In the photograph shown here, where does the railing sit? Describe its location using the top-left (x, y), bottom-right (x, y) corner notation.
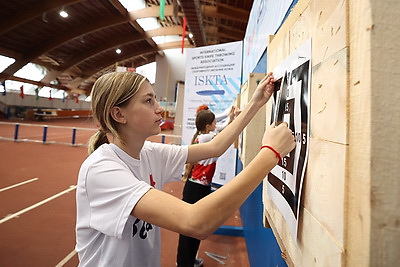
top-left (0, 121), bottom-right (181, 147)
top-left (0, 121), bottom-right (95, 147)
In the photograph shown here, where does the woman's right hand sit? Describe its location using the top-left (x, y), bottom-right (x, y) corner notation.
top-left (248, 72), bottom-right (275, 109)
top-left (261, 122), bottom-right (296, 157)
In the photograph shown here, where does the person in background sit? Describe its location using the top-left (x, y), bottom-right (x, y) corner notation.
top-left (177, 104), bottom-right (235, 267)
top-left (75, 71), bottom-right (295, 267)
top-left (181, 104), bottom-right (236, 183)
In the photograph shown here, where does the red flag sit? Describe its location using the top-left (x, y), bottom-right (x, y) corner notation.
top-left (181, 17), bottom-right (187, 54)
top-left (19, 85), bottom-right (24, 98)
top-left (75, 94), bottom-right (79, 103)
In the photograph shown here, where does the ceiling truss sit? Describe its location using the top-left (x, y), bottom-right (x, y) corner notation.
top-left (0, 0), bottom-right (253, 96)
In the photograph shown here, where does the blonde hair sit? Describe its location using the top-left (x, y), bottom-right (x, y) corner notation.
top-left (87, 71), bottom-right (148, 154)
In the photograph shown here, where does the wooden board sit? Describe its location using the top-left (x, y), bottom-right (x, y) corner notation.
top-left (263, 0), bottom-right (348, 265)
top-left (310, 48), bottom-right (347, 144)
top-left (239, 73), bottom-right (267, 167)
top-left (172, 82), bottom-right (185, 144)
top-left (262, 0), bottom-right (400, 265)
top-left (347, 0), bottom-right (400, 266)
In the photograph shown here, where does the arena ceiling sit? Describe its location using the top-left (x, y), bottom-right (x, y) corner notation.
top-left (0, 0), bottom-right (253, 97)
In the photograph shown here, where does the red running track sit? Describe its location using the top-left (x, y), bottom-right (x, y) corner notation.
top-left (0, 118), bottom-right (248, 267)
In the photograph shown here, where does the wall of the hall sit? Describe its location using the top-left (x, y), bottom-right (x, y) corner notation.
top-left (0, 92), bottom-right (90, 110)
top-left (154, 48), bottom-right (187, 103)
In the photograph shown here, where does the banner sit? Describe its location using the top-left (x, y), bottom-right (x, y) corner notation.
top-left (243, 0), bottom-right (294, 82)
top-left (182, 41), bottom-right (243, 185)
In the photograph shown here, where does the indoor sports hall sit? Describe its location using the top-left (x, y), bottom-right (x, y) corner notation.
top-left (1, 0), bottom-right (399, 266)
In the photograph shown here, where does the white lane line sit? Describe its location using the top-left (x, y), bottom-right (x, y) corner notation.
top-left (0, 178), bottom-right (39, 193)
top-left (0, 185), bottom-right (77, 224)
top-left (55, 249), bottom-right (77, 267)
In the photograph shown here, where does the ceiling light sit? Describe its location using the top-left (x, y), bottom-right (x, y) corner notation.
top-left (116, 49), bottom-right (122, 54)
top-left (59, 8), bottom-right (69, 18)
top-left (189, 33), bottom-right (193, 38)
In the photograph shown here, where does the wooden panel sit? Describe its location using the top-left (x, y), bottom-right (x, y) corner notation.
top-left (264, 191), bottom-right (343, 267)
top-left (263, 0), bottom-right (400, 265)
top-left (309, 0), bottom-right (347, 65)
top-left (233, 94), bottom-right (241, 149)
top-left (172, 82), bottom-right (185, 144)
top-left (263, 0), bottom-right (348, 266)
top-left (311, 48), bottom-right (348, 144)
top-left (238, 81), bottom-right (249, 163)
top-left (347, 0), bottom-right (400, 265)
top-left (268, 0), bottom-right (347, 68)
top-left (263, 138), bottom-right (346, 266)
top-left (267, 0), bottom-right (311, 70)
top-left (303, 138), bottom-right (346, 245)
top-left (239, 73), bottom-right (266, 167)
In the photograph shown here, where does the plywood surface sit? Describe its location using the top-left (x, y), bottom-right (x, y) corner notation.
top-left (263, 0), bottom-right (348, 266)
top-left (347, 0), bottom-right (400, 265)
top-left (240, 73), bottom-right (267, 167)
top-left (311, 48), bottom-right (348, 144)
top-left (263, 0), bottom-right (400, 265)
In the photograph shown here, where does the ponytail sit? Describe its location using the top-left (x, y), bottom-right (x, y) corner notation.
top-left (182, 130), bottom-right (200, 182)
top-left (87, 130), bottom-right (109, 154)
top-left (190, 130), bottom-right (199, 145)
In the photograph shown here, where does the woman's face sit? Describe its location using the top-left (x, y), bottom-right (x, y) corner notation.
top-left (119, 81), bottom-right (164, 138)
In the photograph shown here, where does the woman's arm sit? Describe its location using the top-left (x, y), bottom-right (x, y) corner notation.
top-left (186, 73), bottom-right (275, 163)
top-left (132, 122), bottom-right (295, 240)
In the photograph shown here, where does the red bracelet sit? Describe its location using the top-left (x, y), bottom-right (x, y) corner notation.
top-left (260, 145), bottom-right (282, 163)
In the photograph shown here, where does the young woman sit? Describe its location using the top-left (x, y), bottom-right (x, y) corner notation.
top-left (181, 104), bottom-right (235, 183)
top-left (75, 71), bottom-right (295, 266)
top-left (177, 105), bottom-right (231, 266)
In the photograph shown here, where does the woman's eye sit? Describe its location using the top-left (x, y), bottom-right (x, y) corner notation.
top-left (146, 98), bottom-right (152, 103)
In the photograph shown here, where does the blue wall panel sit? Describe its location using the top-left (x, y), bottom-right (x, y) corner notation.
top-left (240, 184), bottom-right (287, 267)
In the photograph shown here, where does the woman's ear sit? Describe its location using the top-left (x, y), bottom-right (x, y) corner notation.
top-left (110, 106), bottom-right (126, 124)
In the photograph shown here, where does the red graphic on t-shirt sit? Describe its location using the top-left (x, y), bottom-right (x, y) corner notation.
top-left (149, 174), bottom-right (156, 187)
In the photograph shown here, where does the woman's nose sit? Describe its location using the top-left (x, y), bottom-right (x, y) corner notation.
top-left (155, 101), bottom-right (164, 113)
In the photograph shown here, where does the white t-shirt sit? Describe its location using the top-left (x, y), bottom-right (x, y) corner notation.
top-left (76, 142), bottom-right (188, 267)
top-left (196, 132), bottom-right (218, 166)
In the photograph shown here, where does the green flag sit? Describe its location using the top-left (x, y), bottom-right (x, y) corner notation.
top-left (159, 0), bottom-right (166, 20)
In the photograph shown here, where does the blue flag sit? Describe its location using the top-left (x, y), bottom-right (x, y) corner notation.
top-left (1, 81), bottom-right (5, 96)
top-left (34, 87), bottom-right (40, 100)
